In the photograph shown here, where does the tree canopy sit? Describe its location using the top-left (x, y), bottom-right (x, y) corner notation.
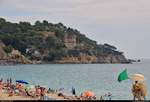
top-left (0, 17), bottom-right (123, 62)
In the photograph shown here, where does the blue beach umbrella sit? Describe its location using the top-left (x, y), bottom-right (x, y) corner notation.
top-left (16, 80), bottom-right (29, 84)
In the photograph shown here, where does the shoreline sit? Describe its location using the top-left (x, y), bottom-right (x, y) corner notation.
top-left (0, 79), bottom-right (101, 100)
top-left (0, 60), bottom-right (132, 66)
top-left (0, 63), bottom-right (132, 66)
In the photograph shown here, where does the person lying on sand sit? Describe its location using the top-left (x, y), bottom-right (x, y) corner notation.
top-left (8, 90), bottom-right (14, 97)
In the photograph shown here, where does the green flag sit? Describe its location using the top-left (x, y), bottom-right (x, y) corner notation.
top-left (118, 69), bottom-right (129, 82)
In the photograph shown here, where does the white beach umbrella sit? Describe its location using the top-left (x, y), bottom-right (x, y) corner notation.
top-left (25, 85), bottom-right (35, 90)
top-left (131, 73), bottom-right (145, 81)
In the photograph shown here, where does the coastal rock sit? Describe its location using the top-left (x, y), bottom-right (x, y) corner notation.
top-left (8, 49), bottom-right (32, 64)
top-left (0, 41), bottom-right (7, 59)
top-left (0, 42), bottom-right (32, 65)
top-left (97, 54), bottom-right (130, 64)
top-left (54, 54), bottom-right (130, 64)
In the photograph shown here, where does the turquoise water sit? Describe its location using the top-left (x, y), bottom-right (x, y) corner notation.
top-left (0, 60), bottom-right (150, 100)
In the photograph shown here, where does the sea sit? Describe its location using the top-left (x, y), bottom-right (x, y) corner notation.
top-left (0, 59), bottom-right (150, 100)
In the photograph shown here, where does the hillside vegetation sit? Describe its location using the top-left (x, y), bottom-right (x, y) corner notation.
top-left (0, 18), bottom-right (130, 64)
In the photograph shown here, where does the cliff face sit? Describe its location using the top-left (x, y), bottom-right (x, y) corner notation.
top-left (0, 42), bottom-right (130, 64)
top-left (55, 55), bottom-right (98, 64)
top-left (55, 54), bottom-right (129, 64)
top-left (8, 49), bottom-right (32, 64)
top-left (97, 54), bottom-right (129, 63)
top-left (0, 41), bottom-right (32, 65)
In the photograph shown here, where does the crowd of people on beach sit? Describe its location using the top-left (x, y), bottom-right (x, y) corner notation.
top-left (0, 78), bottom-right (53, 100)
top-left (0, 78), bottom-right (112, 100)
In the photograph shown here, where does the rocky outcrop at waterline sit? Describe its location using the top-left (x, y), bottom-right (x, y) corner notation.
top-left (0, 42), bottom-right (131, 65)
top-left (0, 39), bottom-right (131, 65)
top-left (97, 54), bottom-right (130, 64)
top-left (55, 54), bottom-right (130, 64)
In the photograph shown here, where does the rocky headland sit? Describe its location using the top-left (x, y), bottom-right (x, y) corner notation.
top-left (0, 18), bottom-right (131, 65)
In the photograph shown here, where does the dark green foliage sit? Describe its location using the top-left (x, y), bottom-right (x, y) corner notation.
top-left (43, 20), bottom-right (49, 26)
top-left (104, 43), bottom-right (117, 51)
top-left (0, 17), bottom-right (123, 61)
top-left (0, 22), bottom-right (19, 34)
top-left (0, 33), bottom-right (27, 54)
top-left (55, 29), bottom-right (65, 39)
top-left (3, 45), bottom-right (13, 54)
top-left (19, 22), bottom-right (32, 32)
top-left (34, 21), bottom-right (44, 31)
top-left (0, 18), bottom-right (6, 24)
top-left (43, 48), bottom-right (67, 61)
top-left (46, 36), bottom-right (58, 48)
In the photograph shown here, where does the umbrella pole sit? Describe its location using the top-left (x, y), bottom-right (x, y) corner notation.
top-left (128, 73), bottom-right (135, 84)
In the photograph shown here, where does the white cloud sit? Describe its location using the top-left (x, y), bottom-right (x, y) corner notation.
top-left (3, 0), bottom-right (150, 23)
top-left (0, 0), bottom-right (4, 6)
top-left (1, 0), bottom-right (150, 24)
top-left (2, 0), bottom-right (150, 28)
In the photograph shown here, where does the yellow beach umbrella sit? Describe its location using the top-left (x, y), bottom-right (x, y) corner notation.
top-left (131, 74), bottom-right (145, 81)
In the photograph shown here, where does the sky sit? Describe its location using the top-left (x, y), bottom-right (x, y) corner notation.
top-left (0, 0), bottom-right (150, 59)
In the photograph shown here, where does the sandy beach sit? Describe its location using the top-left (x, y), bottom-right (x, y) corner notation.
top-left (0, 90), bottom-right (66, 100)
top-left (0, 79), bottom-right (69, 101)
top-left (0, 80), bottom-right (95, 101)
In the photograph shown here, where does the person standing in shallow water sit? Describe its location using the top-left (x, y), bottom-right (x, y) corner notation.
top-left (0, 80), bottom-right (3, 97)
top-left (40, 87), bottom-right (46, 100)
top-left (10, 78), bottom-right (12, 84)
top-left (132, 80), bottom-right (147, 100)
top-left (107, 92), bottom-right (112, 100)
top-left (72, 87), bottom-right (76, 95)
top-left (132, 81), bottom-right (140, 100)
